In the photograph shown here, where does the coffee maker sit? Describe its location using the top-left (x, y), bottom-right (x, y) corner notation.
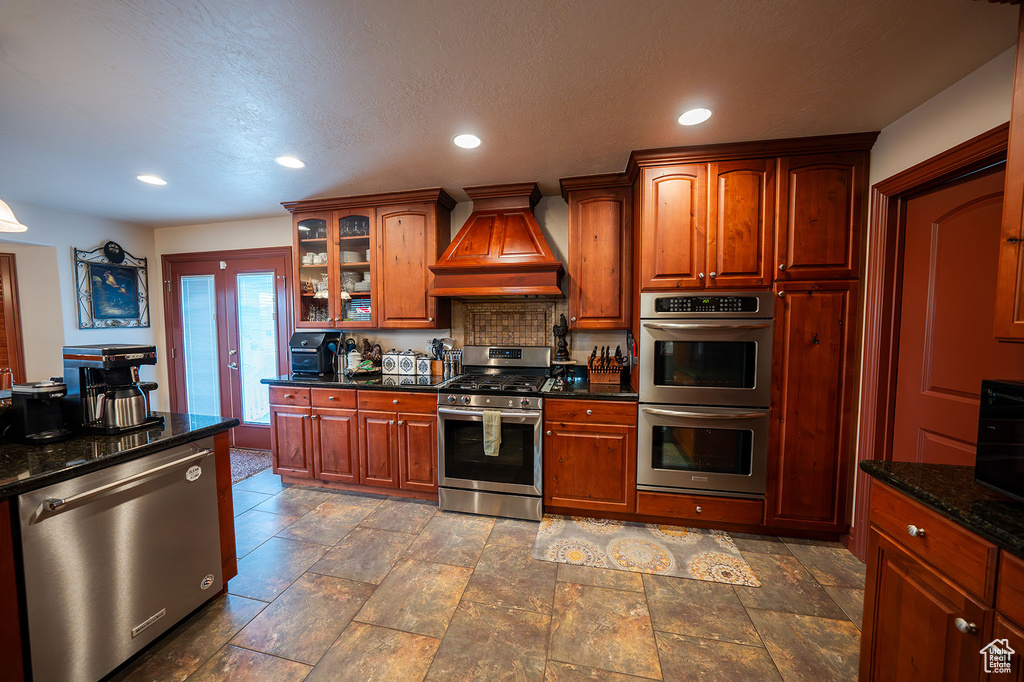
top-left (62, 344), bottom-right (163, 434)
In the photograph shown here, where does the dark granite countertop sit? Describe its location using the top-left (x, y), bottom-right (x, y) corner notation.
top-left (861, 460), bottom-right (1024, 559)
top-left (262, 374), bottom-right (449, 391)
top-left (543, 377), bottom-right (638, 401)
top-left (0, 412), bottom-right (239, 500)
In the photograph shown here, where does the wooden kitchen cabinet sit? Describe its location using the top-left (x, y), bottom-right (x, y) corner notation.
top-left (561, 178), bottom-right (633, 329)
top-left (270, 404), bottom-right (315, 479)
top-left (639, 164), bottom-right (708, 290)
top-left (376, 202), bottom-right (450, 329)
top-left (357, 391), bottom-right (438, 493)
top-left (992, 615), bottom-right (1024, 681)
top-left (995, 10), bottom-right (1024, 341)
top-left (707, 158), bottom-right (775, 288)
top-left (283, 189), bottom-right (455, 330)
top-left (861, 527), bottom-right (990, 682)
top-left (776, 151), bottom-right (868, 281)
top-left (767, 281), bottom-right (858, 532)
top-left (313, 407), bottom-right (359, 484)
top-left (543, 399), bottom-right (637, 514)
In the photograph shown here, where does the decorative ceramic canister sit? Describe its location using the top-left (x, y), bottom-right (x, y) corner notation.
top-left (415, 356), bottom-right (432, 376)
top-left (382, 375), bottom-right (399, 386)
top-left (381, 349), bottom-right (401, 374)
top-left (398, 350), bottom-right (419, 375)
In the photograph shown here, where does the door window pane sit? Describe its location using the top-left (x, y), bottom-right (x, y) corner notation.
top-left (236, 272), bottom-right (277, 425)
top-left (653, 340), bottom-right (757, 389)
top-left (651, 425), bottom-right (753, 475)
top-left (181, 276), bottom-right (220, 417)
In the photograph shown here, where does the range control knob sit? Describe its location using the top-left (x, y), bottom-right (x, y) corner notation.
top-left (520, 398), bottom-right (530, 407)
top-left (461, 396), bottom-right (471, 405)
top-left (447, 395), bottom-right (456, 404)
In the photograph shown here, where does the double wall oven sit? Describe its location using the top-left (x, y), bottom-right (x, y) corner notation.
top-left (638, 292), bottom-right (774, 498)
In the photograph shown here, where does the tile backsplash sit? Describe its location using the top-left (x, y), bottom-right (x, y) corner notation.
top-left (453, 300), bottom-right (557, 346)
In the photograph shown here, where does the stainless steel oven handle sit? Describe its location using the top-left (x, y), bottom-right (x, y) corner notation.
top-left (437, 407), bottom-right (534, 422)
top-left (43, 449), bottom-right (213, 514)
top-left (642, 322), bottom-right (772, 331)
top-left (641, 407), bottom-right (768, 420)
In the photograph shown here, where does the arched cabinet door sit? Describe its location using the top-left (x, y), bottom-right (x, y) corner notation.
top-left (776, 152), bottom-right (868, 281)
top-left (640, 164), bottom-right (708, 290)
top-left (707, 159), bottom-right (775, 289)
top-left (567, 186), bottom-right (632, 329)
top-left (376, 203), bottom-right (446, 328)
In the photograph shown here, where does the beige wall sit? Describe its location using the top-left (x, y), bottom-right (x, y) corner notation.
top-left (0, 200), bottom-right (159, 395)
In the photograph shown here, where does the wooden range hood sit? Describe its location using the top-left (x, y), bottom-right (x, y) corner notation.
top-left (429, 182), bottom-right (564, 298)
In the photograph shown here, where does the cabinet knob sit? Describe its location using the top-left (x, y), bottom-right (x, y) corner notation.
top-left (709, 272), bottom-right (717, 279)
top-left (335, 316), bottom-right (340, 322)
top-left (906, 524), bottom-right (925, 538)
top-left (698, 272), bottom-right (705, 279)
top-left (695, 506), bottom-right (702, 513)
top-left (398, 420), bottom-right (404, 426)
top-left (778, 291), bottom-right (785, 298)
top-left (546, 430), bottom-right (552, 436)
top-left (954, 617), bottom-right (977, 635)
top-left (571, 316), bottom-right (577, 322)
top-left (586, 409), bottom-right (593, 416)
top-left (389, 420), bottom-right (395, 425)
top-left (328, 395), bottom-right (336, 401)
top-left (428, 317), bottom-right (434, 322)
top-left (393, 399), bottom-right (399, 405)
top-left (778, 262), bottom-right (786, 271)
top-left (283, 393), bottom-right (293, 399)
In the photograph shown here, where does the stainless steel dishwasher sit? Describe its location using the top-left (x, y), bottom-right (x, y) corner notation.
top-left (17, 437), bottom-right (223, 682)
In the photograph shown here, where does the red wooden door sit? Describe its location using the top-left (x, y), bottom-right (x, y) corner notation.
top-left (892, 168), bottom-right (1024, 464)
top-left (0, 254), bottom-right (25, 383)
top-left (397, 413), bottom-right (437, 493)
top-left (358, 410), bottom-right (398, 487)
top-left (313, 408), bottom-right (359, 484)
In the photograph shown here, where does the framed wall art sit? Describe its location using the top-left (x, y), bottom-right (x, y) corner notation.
top-left (73, 241), bottom-right (151, 329)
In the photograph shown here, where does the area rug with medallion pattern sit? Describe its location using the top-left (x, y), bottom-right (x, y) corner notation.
top-left (533, 514), bottom-right (760, 587)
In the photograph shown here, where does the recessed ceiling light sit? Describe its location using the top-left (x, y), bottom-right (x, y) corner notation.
top-left (275, 155), bottom-right (306, 169)
top-left (453, 134), bottom-right (481, 149)
top-left (135, 174), bottom-right (167, 186)
top-left (677, 108), bottom-right (713, 126)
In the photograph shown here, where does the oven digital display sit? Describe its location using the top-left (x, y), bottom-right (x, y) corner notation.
top-left (654, 296), bottom-right (758, 313)
top-left (488, 348), bottom-right (522, 359)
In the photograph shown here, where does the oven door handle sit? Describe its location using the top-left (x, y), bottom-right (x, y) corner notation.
top-left (642, 322), bottom-right (772, 331)
top-left (641, 407), bottom-right (769, 420)
top-left (437, 407), bottom-right (538, 422)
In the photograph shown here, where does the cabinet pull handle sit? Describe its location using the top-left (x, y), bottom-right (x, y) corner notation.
top-left (954, 618), bottom-right (977, 635)
top-left (586, 409), bottom-right (593, 416)
top-left (546, 430), bottom-right (552, 436)
top-left (393, 399), bottom-right (399, 405)
top-left (695, 506), bottom-right (702, 513)
top-left (1008, 237), bottom-right (1021, 244)
top-left (906, 524), bottom-right (925, 538)
top-left (779, 263), bottom-right (786, 271)
top-left (698, 272), bottom-right (705, 280)
top-left (709, 272), bottom-right (717, 279)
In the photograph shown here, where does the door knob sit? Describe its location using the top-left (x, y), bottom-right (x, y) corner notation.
top-left (228, 362), bottom-right (238, 370)
top-left (228, 349), bottom-right (237, 355)
top-left (954, 618), bottom-right (977, 635)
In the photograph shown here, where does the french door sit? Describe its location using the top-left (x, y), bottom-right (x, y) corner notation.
top-left (162, 249), bottom-right (292, 448)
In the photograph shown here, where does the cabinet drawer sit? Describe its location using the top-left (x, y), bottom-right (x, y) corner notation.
top-left (870, 482), bottom-right (998, 602)
top-left (545, 399), bottom-right (637, 425)
top-left (269, 386), bottom-right (311, 406)
top-left (636, 491), bottom-right (764, 525)
top-left (998, 551), bottom-right (1024, 627)
top-left (357, 390), bottom-right (436, 414)
top-left (311, 388), bottom-right (357, 409)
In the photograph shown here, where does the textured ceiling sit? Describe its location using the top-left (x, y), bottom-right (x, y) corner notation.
top-left (0, 0), bottom-right (1018, 227)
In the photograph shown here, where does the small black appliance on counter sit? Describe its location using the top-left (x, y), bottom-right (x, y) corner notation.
top-left (9, 380), bottom-right (73, 443)
top-left (290, 332), bottom-right (340, 375)
top-left (975, 379), bottom-right (1024, 503)
top-left (62, 343), bottom-right (163, 434)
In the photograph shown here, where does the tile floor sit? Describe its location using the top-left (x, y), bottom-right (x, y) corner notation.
top-left (114, 469), bottom-right (866, 681)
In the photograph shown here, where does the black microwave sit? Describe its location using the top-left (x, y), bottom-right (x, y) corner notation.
top-left (975, 379), bottom-right (1024, 503)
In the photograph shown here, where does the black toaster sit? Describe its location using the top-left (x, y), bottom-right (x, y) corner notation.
top-left (289, 332), bottom-right (341, 375)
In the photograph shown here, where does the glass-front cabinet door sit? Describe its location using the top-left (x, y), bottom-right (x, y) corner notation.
top-left (335, 208), bottom-right (375, 328)
top-left (294, 211), bottom-right (336, 327)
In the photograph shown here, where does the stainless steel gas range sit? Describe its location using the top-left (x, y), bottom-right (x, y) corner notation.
top-left (437, 346), bottom-right (552, 521)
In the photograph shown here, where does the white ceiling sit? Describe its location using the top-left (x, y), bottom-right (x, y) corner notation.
top-left (0, 0), bottom-right (1017, 227)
